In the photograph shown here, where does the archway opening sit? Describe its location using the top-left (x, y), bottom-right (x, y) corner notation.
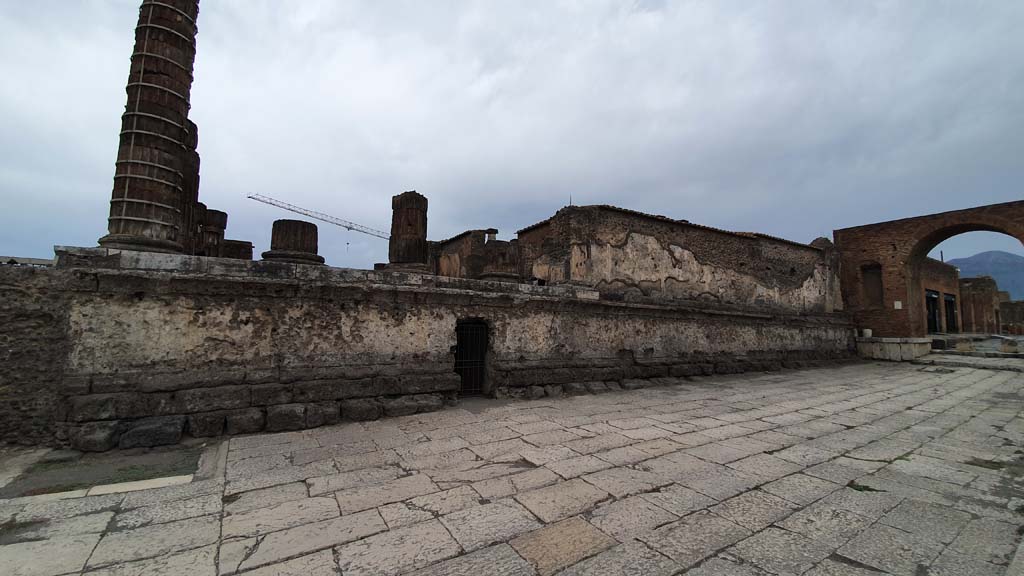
top-left (910, 230), bottom-right (1024, 337)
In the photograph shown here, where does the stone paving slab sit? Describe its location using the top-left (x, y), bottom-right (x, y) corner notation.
top-left (3, 363), bottom-right (1024, 575)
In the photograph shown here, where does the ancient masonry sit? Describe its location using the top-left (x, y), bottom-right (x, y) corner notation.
top-left (0, 0), bottom-right (1022, 451)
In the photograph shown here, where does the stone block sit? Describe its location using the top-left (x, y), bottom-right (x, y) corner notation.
top-left (669, 364), bottom-right (702, 377)
top-left (174, 385), bottom-right (251, 413)
top-left (620, 379), bottom-right (648, 390)
top-left (563, 382), bottom-right (588, 396)
top-left (187, 412), bottom-right (225, 437)
top-left (119, 416), bottom-right (186, 449)
top-left (305, 402), bottom-right (340, 428)
top-left (69, 393), bottom-right (163, 422)
top-left (341, 398), bottom-right (383, 421)
top-left (585, 381), bottom-right (609, 394)
top-left (292, 380), bottom-right (340, 402)
top-left (226, 408), bottom-right (265, 435)
top-left (527, 386), bottom-right (546, 399)
top-left (251, 383), bottom-right (292, 406)
top-left (382, 394), bottom-right (443, 417)
top-left (544, 384), bottom-right (563, 398)
top-left (266, 404), bottom-right (306, 432)
top-left (71, 421), bottom-right (122, 452)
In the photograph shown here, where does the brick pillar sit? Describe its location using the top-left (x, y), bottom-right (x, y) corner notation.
top-left (99, 0), bottom-right (201, 253)
top-left (388, 191), bottom-right (428, 266)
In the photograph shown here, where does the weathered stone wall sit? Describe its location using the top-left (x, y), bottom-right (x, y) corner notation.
top-left (920, 257), bottom-right (961, 333)
top-left (433, 230), bottom-right (519, 281)
top-left (961, 276), bottom-right (1002, 334)
top-left (1002, 300), bottom-right (1024, 335)
top-left (520, 206), bottom-right (841, 313)
top-left (0, 248), bottom-right (853, 449)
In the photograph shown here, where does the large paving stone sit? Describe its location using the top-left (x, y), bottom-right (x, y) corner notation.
top-left (0, 534), bottom-right (100, 576)
top-left (639, 511), bottom-right (750, 568)
top-left (948, 517), bottom-right (1019, 565)
top-left (878, 498), bottom-right (972, 545)
top-left (237, 550), bottom-right (337, 576)
top-left (219, 509), bottom-right (386, 574)
top-left (334, 472), bottom-right (438, 513)
top-left (406, 544), bottom-right (535, 576)
top-left (0, 511), bottom-right (112, 543)
top-left (306, 465), bottom-right (403, 496)
top-left (587, 495), bottom-right (678, 541)
top-left (837, 524), bottom-right (944, 576)
top-left (710, 489), bottom-right (799, 532)
top-left (85, 544), bottom-right (217, 576)
top-left (441, 499), bottom-right (542, 552)
top-left (222, 496), bottom-right (339, 539)
top-left (640, 483), bottom-right (717, 516)
top-left (515, 479), bottom-right (610, 523)
top-left (581, 466), bottom-right (670, 497)
top-left (761, 473), bottom-right (841, 505)
top-left (729, 526), bottom-right (834, 575)
top-left (510, 517), bottom-right (615, 575)
top-left (334, 519), bottom-right (461, 576)
top-left (88, 514), bottom-right (220, 568)
top-left (222, 482), bottom-right (308, 515)
top-left (114, 493), bottom-right (221, 530)
top-left (556, 540), bottom-right (682, 576)
top-left (775, 501), bottom-right (874, 547)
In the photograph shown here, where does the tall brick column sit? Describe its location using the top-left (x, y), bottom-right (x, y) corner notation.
top-left (99, 0), bottom-right (201, 253)
top-left (388, 191), bottom-right (429, 267)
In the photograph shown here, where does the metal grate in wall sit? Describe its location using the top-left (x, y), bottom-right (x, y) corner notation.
top-left (455, 320), bottom-right (489, 396)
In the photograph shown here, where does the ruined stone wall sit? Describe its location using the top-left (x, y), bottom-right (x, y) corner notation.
top-left (1002, 301), bottom-right (1024, 336)
top-left (920, 257), bottom-right (961, 332)
top-left (961, 276), bottom-right (1002, 334)
top-left (433, 231), bottom-right (520, 281)
top-left (0, 248), bottom-right (853, 449)
top-left (521, 206), bottom-right (841, 312)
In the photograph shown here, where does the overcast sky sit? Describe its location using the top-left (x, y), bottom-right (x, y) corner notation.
top-left (2, 1), bottom-right (1022, 268)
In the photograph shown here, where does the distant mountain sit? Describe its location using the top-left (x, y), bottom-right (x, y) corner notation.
top-left (947, 251), bottom-right (1024, 300)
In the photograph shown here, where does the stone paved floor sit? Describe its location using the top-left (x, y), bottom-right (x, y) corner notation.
top-left (3, 362), bottom-right (1024, 575)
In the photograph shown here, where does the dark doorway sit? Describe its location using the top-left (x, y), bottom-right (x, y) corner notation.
top-left (944, 294), bottom-right (958, 333)
top-left (454, 319), bottom-right (488, 396)
top-left (926, 290), bottom-right (941, 333)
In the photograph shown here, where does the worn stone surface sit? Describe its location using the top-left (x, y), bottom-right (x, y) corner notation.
top-left (515, 479), bottom-right (609, 523)
top-left (85, 545), bottom-right (217, 576)
top-left (5, 363), bottom-right (1024, 576)
top-left (88, 514), bottom-right (220, 568)
top-left (510, 517), bottom-right (615, 575)
top-left (587, 496), bottom-right (677, 542)
top-left (639, 511), bottom-right (751, 567)
top-left (334, 519), bottom-right (461, 576)
top-left (406, 544), bottom-right (535, 576)
top-left (219, 510), bottom-right (387, 574)
top-left (441, 500), bottom-right (542, 552)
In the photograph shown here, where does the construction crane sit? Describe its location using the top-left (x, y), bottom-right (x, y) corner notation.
top-left (247, 194), bottom-right (390, 240)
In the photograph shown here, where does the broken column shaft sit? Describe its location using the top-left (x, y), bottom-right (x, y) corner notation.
top-left (388, 191), bottom-right (429, 268)
top-left (99, 0), bottom-right (201, 253)
top-left (262, 220), bottom-right (325, 265)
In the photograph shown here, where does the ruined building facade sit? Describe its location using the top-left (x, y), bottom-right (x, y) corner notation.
top-left (2, 0), bottom-right (1023, 451)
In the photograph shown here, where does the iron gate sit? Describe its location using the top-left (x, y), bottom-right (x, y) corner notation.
top-left (455, 319), bottom-right (488, 396)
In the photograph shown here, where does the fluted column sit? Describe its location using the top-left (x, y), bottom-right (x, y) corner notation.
top-left (99, 0), bottom-right (201, 253)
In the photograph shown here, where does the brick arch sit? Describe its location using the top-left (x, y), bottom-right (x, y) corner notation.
top-left (834, 201), bottom-right (1024, 338)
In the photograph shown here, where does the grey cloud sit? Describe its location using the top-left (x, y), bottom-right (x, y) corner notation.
top-left (1, 1), bottom-right (1022, 267)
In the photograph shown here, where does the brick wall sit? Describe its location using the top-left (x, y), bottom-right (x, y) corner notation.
top-left (833, 201), bottom-right (1024, 337)
top-left (960, 276), bottom-right (1002, 334)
